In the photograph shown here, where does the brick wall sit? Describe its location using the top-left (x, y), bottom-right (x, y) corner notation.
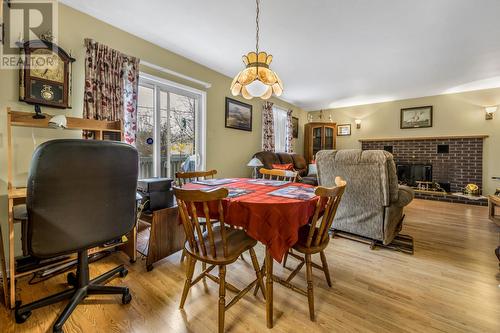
top-left (361, 137), bottom-right (484, 193)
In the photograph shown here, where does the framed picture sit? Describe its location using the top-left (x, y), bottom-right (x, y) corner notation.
top-left (400, 106), bottom-right (433, 129)
top-left (225, 97), bottom-right (252, 131)
top-left (337, 124), bottom-right (351, 136)
top-left (292, 117), bottom-right (299, 138)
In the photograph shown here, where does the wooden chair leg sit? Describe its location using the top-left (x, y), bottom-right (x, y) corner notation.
top-left (180, 248), bottom-right (186, 262)
top-left (249, 247), bottom-right (266, 298)
top-left (282, 250), bottom-right (289, 268)
top-left (180, 255), bottom-right (196, 309)
top-left (305, 254), bottom-right (315, 321)
top-left (319, 250), bottom-right (332, 287)
top-left (218, 265), bottom-right (226, 333)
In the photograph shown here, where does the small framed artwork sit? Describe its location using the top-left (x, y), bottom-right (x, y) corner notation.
top-left (400, 106), bottom-right (433, 129)
top-left (225, 97), bottom-right (252, 131)
top-left (337, 124), bottom-right (351, 136)
top-left (292, 117), bottom-right (299, 138)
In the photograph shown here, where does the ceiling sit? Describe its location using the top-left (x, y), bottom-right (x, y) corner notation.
top-left (61, 0), bottom-right (500, 110)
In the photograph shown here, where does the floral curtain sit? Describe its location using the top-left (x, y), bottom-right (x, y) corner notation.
top-left (285, 109), bottom-right (294, 153)
top-left (83, 38), bottom-right (140, 145)
top-left (122, 59), bottom-right (140, 145)
top-left (262, 101), bottom-right (275, 151)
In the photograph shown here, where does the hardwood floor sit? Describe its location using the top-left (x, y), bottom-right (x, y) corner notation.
top-left (1, 199), bottom-right (499, 332)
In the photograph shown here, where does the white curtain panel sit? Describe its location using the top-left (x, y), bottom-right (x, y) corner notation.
top-left (273, 106), bottom-right (288, 153)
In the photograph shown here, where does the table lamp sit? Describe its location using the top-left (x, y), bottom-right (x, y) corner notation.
top-left (247, 157), bottom-right (263, 179)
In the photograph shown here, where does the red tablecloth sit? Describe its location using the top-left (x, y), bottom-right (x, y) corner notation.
top-left (183, 178), bottom-right (319, 262)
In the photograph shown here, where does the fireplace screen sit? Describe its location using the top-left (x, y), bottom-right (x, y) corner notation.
top-left (397, 164), bottom-right (432, 187)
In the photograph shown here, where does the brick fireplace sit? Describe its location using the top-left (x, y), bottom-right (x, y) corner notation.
top-left (360, 135), bottom-right (488, 205)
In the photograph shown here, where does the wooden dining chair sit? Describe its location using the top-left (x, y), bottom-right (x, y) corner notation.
top-left (174, 187), bottom-right (266, 333)
top-left (259, 168), bottom-right (298, 182)
top-left (175, 169), bottom-right (217, 187)
top-left (176, 169), bottom-right (218, 263)
top-left (276, 177), bottom-right (346, 321)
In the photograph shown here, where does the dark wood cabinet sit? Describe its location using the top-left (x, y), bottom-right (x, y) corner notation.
top-left (304, 122), bottom-right (336, 163)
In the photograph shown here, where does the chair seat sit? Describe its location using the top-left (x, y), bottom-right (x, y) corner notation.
top-left (293, 225), bottom-right (329, 254)
top-left (13, 204), bottom-right (28, 221)
top-left (185, 225), bottom-right (257, 264)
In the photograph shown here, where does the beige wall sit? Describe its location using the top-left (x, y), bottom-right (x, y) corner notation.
top-left (309, 88), bottom-right (500, 195)
top-left (0, 4), bottom-right (306, 256)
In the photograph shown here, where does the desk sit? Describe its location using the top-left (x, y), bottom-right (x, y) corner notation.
top-left (137, 206), bottom-right (184, 271)
top-left (184, 178), bottom-right (319, 328)
top-left (1, 187), bottom-right (136, 309)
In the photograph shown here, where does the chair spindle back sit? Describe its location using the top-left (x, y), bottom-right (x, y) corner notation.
top-left (305, 177), bottom-right (346, 248)
top-left (174, 187), bottom-right (228, 259)
top-left (259, 168), bottom-right (298, 182)
top-left (176, 170), bottom-right (217, 187)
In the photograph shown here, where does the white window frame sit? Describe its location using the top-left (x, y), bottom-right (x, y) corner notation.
top-left (272, 104), bottom-right (289, 153)
top-left (138, 72), bottom-right (207, 175)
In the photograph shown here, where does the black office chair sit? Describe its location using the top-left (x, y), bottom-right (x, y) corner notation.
top-left (15, 139), bottom-right (138, 333)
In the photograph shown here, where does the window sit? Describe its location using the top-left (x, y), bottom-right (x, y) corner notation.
top-left (136, 73), bottom-right (206, 179)
top-left (273, 105), bottom-right (288, 152)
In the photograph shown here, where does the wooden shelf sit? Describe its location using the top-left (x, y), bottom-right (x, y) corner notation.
top-left (359, 135), bottom-right (489, 142)
top-left (14, 239), bottom-right (130, 278)
top-left (8, 110), bottom-right (122, 132)
top-left (8, 187), bottom-right (27, 199)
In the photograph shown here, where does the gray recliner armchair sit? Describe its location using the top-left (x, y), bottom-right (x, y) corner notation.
top-left (316, 149), bottom-right (414, 246)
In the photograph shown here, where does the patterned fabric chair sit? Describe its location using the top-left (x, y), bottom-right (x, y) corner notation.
top-left (316, 149), bottom-right (414, 245)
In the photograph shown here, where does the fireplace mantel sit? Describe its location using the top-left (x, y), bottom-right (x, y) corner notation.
top-left (359, 134), bottom-right (488, 142)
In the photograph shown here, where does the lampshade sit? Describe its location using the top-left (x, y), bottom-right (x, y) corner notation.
top-left (48, 115), bottom-right (67, 128)
top-left (354, 119), bottom-right (362, 125)
top-left (485, 106), bottom-right (498, 114)
top-left (247, 157), bottom-right (264, 167)
top-left (231, 52), bottom-right (283, 100)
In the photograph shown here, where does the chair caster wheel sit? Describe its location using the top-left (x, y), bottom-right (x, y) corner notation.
top-left (122, 291), bottom-right (132, 304)
top-left (119, 268), bottom-right (128, 278)
top-left (15, 310), bottom-right (31, 324)
top-left (67, 272), bottom-right (77, 286)
top-left (53, 327), bottom-right (63, 333)
top-left (146, 265), bottom-right (153, 272)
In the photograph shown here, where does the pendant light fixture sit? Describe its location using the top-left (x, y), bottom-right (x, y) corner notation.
top-left (230, 0), bottom-right (283, 100)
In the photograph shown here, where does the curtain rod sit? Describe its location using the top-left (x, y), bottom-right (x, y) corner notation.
top-left (140, 60), bottom-right (212, 89)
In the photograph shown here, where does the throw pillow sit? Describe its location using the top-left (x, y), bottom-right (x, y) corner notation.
top-left (272, 163), bottom-right (294, 171)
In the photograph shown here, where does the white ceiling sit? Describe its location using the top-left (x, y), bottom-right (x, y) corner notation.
top-left (61, 0), bottom-right (500, 110)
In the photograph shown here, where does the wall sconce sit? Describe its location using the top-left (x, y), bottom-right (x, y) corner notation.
top-left (485, 106), bottom-right (497, 120)
top-left (355, 119), bottom-right (362, 129)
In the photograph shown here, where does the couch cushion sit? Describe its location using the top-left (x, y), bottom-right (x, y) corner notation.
top-left (254, 151), bottom-right (280, 170)
top-left (277, 152), bottom-right (294, 165)
top-left (291, 154), bottom-right (307, 170)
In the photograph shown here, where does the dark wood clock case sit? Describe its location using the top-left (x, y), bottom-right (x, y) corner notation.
top-left (18, 40), bottom-right (75, 109)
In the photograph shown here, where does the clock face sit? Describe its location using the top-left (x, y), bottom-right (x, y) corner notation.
top-left (30, 48), bottom-right (65, 83)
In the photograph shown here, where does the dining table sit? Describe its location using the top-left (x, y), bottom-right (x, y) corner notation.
top-left (183, 177), bottom-right (321, 328)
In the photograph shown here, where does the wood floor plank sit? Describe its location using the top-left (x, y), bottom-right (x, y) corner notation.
top-left (0, 199), bottom-right (499, 332)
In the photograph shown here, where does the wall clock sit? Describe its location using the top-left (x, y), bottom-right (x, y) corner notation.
top-left (19, 40), bottom-right (75, 108)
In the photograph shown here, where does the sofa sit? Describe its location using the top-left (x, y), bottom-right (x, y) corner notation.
top-left (253, 151), bottom-right (318, 185)
top-left (316, 149), bottom-right (414, 245)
